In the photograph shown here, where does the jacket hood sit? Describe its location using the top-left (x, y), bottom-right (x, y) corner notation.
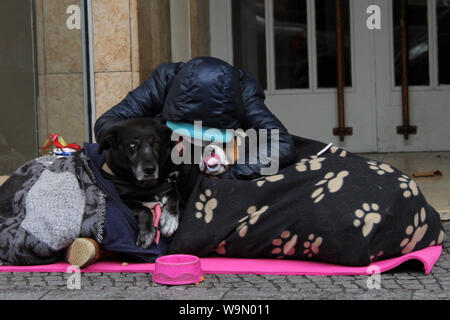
top-left (162, 57), bottom-right (244, 129)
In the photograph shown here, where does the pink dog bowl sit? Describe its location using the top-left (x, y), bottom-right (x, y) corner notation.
top-left (152, 254), bottom-right (203, 285)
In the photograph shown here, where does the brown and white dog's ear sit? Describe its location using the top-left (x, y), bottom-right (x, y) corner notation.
top-left (98, 125), bottom-right (120, 154)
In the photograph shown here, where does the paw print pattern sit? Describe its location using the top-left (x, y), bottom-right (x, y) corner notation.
top-left (311, 171), bottom-right (349, 203)
top-left (353, 203), bottom-right (382, 237)
top-left (237, 205), bottom-right (269, 237)
top-left (367, 160), bottom-right (394, 175)
top-left (330, 146), bottom-right (347, 158)
top-left (271, 231), bottom-right (298, 259)
top-left (370, 251), bottom-right (384, 262)
top-left (429, 230), bottom-right (446, 247)
top-left (398, 174), bottom-right (419, 198)
top-left (215, 240), bottom-right (226, 255)
top-left (195, 189), bottom-right (218, 223)
top-left (296, 156), bottom-right (326, 173)
top-left (256, 174), bottom-right (284, 187)
top-left (303, 234), bottom-right (323, 258)
top-left (400, 208), bottom-right (428, 254)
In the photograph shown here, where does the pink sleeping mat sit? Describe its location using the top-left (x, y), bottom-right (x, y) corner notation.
top-left (0, 246), bottom-right (442, 276)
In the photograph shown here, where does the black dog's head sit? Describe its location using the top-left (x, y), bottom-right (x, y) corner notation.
top-left (98, 118), bottom-right (174, 187)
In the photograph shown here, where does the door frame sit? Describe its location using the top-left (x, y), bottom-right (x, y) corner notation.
top-left (81, 0), bottom-right (96, 143)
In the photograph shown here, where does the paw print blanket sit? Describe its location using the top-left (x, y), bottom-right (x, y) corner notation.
top-left (168, 136), bottom-right (445, 266)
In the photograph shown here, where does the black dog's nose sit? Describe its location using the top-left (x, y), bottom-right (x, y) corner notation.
top-left (143, 166), bottom-right (156, 175)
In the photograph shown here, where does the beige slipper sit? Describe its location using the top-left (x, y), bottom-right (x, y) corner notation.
top-left (65, 238), bottom-right (100, 268)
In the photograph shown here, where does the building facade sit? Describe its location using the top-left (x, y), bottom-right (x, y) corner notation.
top-left (0, 0), bottom-right (449, 176)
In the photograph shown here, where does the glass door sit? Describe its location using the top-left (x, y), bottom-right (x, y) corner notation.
top-left (211, 0), bottom-right (450, 152)
top-left (0, 0), bottom-right (91, 176)
top-left (210, 0), bottom-right (378, 152)
top-left (0, 0), bottom-right (38, 174)
top-left (374, 0), bottom-right (450, 151)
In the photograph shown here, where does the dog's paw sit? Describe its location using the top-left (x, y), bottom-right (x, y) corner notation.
top-left (160, 213), bottom-right (179, 238)
top-left (136, 228), bottom-right (156, 249)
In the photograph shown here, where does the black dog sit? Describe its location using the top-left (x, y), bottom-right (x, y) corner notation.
top-left (98, 118), bottom-right (181, 249)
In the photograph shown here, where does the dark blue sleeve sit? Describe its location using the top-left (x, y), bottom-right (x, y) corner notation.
top-left (94, 62), bottom-right (184, 142)
top-left (219, 70), bottom-right (296, 180)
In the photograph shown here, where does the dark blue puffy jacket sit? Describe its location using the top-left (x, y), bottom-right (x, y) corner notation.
top-left (94, 57), bottom-right (296, 179)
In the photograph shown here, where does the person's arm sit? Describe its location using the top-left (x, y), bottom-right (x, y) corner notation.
top-left (219, 70), bottom-right (296, 180)
top-left (94, 62), bottom-right (184, 142)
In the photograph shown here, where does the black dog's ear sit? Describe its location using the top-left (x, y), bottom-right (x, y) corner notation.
top-left (98, 125), bottom-right (119, 154)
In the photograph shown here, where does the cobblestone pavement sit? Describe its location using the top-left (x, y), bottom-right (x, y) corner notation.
top-left (0, 223), bottom-right (449, 300)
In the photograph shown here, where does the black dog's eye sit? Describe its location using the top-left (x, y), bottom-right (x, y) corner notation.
top-left (152, 141), bottom-right (160, 148)
top-left (128, 142), bottom-right (138, 150)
